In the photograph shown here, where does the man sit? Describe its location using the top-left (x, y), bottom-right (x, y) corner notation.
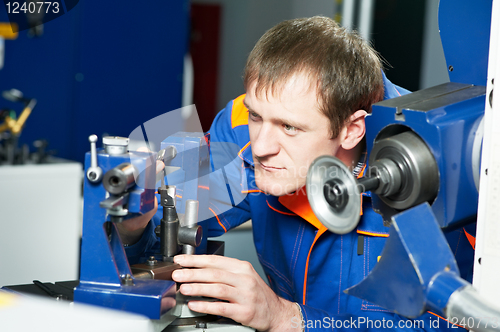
top-left (119, 16), bottom-right (474, 331)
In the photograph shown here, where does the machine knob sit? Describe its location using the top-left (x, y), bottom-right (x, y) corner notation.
top-left (103, 136), bottom-right (129, 155)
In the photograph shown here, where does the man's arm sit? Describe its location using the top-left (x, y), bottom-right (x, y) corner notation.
top-left (115, 197), bottom-right (158, 246)
top-left (171, 254), bottom-right (455, 332)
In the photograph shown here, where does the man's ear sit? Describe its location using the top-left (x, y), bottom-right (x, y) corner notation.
top-left (340, 110), bottom-right (368, 150)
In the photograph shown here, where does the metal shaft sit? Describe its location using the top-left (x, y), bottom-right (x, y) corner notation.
top-left (357, 176), bottom-right (380, 193)
top-left (103, 163), bottom-right (137, 195)
top-left (159, 186), bottom-right (179, 258)
top-left (161, 212), bottom-right (179, 257)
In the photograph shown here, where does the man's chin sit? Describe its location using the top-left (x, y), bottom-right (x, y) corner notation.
top-left (255, 179), bottom-right (302, 196)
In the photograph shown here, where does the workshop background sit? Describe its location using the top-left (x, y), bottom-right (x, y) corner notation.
top-left (0, 0), bottom-right (449, 287)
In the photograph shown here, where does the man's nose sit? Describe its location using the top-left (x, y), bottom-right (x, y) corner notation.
top-left (252, 124), bottom-right (280, 158)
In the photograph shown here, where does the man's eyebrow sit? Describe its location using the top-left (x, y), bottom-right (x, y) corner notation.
top-left (243, 100), bottom-right (263, 117)
top-left (243, 98), bottom-right (251, 110)
top-left (243, 97), bottom-right (310, 130)
top-left (276, 116), bottom-right (307, 130)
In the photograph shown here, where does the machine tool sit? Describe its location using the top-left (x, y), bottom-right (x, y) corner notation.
top-left (74, 132), bottom-right (253, 331)
top-left (306, 0), bottom-right (500, 330)
top-left (0, 88), bottom-right (49, 164)
top-left (74, 135), bottom-right (175, 322)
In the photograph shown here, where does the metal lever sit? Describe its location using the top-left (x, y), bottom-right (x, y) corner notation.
top-left (87, 135), bottom-right (103, 183)
top-left (157, 146), bottom-right (177, 164)
top-left (100, 193), bottom-right (130, 223)
top-left (157, 145), bottom-right (177, 188)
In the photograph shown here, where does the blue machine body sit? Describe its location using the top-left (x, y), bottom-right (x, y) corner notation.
top-left (74, 149), bottom-right (176, 319)
top-left (439, 0), bottom-right (492, 87)
top-left (345, 203), bottom-right (468, 318)
top-left (366, 83), bottom-right (485, 228)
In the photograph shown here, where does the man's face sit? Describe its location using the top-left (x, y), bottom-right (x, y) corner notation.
top-left (245, 75), bottom-right (343, 196)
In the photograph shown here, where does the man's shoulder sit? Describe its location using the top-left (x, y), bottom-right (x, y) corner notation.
top-left (214, 94), bottom-right (249, 131)
top-left (229, 94), bottom-right (249, 129)
top-left (209, 95), bottom-right (254, 166)
top-left (382, 71), bottom-right (411, 100)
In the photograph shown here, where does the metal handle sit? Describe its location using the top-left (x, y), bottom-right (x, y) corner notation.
top-left (86, 135), bottom-right (103, 183)
top-left (446, 285), bottom-right (500, 332)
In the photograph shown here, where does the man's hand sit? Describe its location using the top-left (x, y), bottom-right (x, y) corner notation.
top-left (115, 157), bottom-right (165, 245)
top-left (115, 197), bottom-right (158, 245)
top-left (171, 255), bottom-right (302, 331)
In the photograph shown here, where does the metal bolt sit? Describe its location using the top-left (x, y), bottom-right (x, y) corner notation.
top-left (147, 256), bottom-right (157, 266)
top-left (121, 274), bottom-right (134, 286)
top-left (195, 321), bottom-right (207, 329)
top-left (448, 65), bottom-right (454, 72)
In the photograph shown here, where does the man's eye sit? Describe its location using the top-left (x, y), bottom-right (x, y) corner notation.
top-left (248, 111), bottom-right (261, 121)
top-left (284, 124), bottom-right (298, 134)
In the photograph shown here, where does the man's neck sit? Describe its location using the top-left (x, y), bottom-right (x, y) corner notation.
top-left (335, 139), bottom-right (366, 172)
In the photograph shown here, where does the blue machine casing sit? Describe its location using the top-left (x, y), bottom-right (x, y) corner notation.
top-left (345, 203), bottom-right (468, 318)
top-left (439, 0), bottom-right (492, 87)
top-left (366, 83), bottom-right (485, 228)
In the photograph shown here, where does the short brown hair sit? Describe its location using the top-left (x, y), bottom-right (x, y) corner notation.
top-left (244, 16), bottom-right (384, 138)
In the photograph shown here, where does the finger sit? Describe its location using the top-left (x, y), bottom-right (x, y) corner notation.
top-left (136, 147), bottom-right (151, 153)
top-left (172, 268), bottom-right (242, 286)
top-left (133, 147), bottom-right (164, 175)
top-left (173, 255), bottom-right (254, 275)
top-left (161, 296), bottom-right (176, 312)
top-left (187, 300), bottom-right (241, 320)
top-left (188, 300), bottom-right (259, 328)
top-left (156, 160), bottom-right (165, 174)
top-left (179, 283), bottom-right (237, 302)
